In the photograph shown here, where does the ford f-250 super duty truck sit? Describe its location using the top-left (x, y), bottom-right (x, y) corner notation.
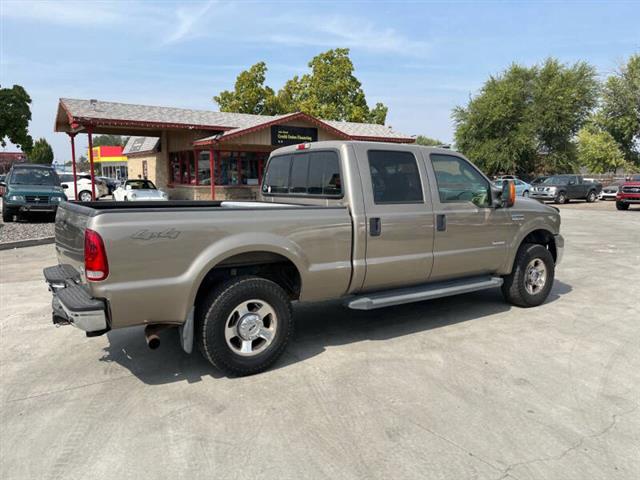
top-left (44, 141), bottom-right (564, 376)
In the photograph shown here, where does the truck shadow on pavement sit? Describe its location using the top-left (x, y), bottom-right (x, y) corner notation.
top-left (98, 280), bottom-right (572, 384)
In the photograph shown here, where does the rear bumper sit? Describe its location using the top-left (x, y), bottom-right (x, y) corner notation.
top-left (44, 264), bottom-right (109, 334)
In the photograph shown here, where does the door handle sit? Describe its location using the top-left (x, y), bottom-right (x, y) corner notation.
top-left (436, 214), bottom-right (446, 232)
top-left (370, 217), bottom-right (381, 237)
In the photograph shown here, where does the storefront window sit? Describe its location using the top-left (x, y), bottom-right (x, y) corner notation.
top-left (170, 150), bottom-right (266, 186)
top-left (198, 151), bottom-right (211, 185)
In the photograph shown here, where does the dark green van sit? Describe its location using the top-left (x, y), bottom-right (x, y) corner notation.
top-left (0, 164), bottom-right (67, 222)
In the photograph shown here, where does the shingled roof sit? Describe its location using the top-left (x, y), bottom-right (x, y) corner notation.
top-left (56, 98), bottom-right (414, 143)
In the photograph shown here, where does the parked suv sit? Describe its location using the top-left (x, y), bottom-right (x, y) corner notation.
top-left (1, 164), bottom-right (67, 222)
top-left (616, 174), bottom-right (640, 210)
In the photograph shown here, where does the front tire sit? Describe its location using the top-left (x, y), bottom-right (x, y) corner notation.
top-left (2, 207), bottom-right (15, 223)
top-left (586, 190), bottom-right (597, 203)
top-left (196, 276), bottom-right (293, 376)
top-left (555, 192), bottom-right (567, 204)
top-left (502, 243), bottom-right (555, 308)
top-left (523, 190), bottom-right (529, 198)
top-left (616, 201), bottom-right (629, 210)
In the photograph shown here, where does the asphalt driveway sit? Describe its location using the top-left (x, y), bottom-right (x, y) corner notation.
top-left (0, 207), bottom-right (638, 480)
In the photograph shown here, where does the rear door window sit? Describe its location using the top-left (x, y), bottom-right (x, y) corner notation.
top-left (367, 150), bottom-right (423, 204)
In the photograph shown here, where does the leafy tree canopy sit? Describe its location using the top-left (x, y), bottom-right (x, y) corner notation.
top-left (0, 84), bottom-right (33, 152)
top-left (213, 62), bottom-right (278, 115)
top-left (214, 49), bottom-right (388, 124)
top-left (415, 135), bottom-right (445, 146)
top-left (596, 54), bottom-right (640, 165)
top-left (92, 134), bottom-right (128, 147)
top-left (576, 125), bottom-right (627, 174)
top-left (453, 59), bottom-right (598, 176)
top-left (29, 138), bottom-right (54, 165)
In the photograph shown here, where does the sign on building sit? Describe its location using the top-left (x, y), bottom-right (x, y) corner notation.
top-left (271, 126), bottom-right (318, 146)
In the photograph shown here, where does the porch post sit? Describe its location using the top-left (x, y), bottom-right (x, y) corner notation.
top-left (68, 133), bottom-right (78, 201)
top-left (209, 147), bottom-right (215, 200)
top-left (193, 149), bottom-right (199, 185)
top-left (87, 127), bottom-right (96, 201)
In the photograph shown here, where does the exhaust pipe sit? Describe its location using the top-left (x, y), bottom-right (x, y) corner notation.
top-left (144, 324), bottom-right (172, 350)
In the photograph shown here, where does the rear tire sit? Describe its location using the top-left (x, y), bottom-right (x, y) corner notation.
top-left (196, 276), bottom-right (293, 376)
top-left (586, 190), bottom-right (597, 203)
top-left (2, 207), bottom-right (14, 223)
top-left (502, 243), bottom-right (555, 308)
top-left (616, 201), bottom-right (629, 211)
top-left (78, 190), bottom-right (92, 202)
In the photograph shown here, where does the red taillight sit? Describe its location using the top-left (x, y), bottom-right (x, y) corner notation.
top-left (84, 229), bottom-right (109, 281)
top-left (296, 143), bottom-right (310, 150)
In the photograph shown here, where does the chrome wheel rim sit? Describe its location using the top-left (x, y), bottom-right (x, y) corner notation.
top-left (225, 299), bottom-right (277, 357)
top-left (525, 258), bottom-right (547, 295)
top-left (80, 192), bottom-right (92, 202)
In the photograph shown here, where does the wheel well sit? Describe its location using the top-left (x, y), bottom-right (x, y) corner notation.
top-left (195, 252), bottom-right (302, 308)
top-left (522, 229), bottom-right (557, 262)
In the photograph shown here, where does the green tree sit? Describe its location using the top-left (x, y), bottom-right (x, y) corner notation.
top-left (214, 49), bottom-right (388, 124)
top-left (597, 54), bottom-right (640, 165)
top-left (576, 126), bottom-right (627, 174)
top-left (0, 84), bottom-right (33, 152)
top-left (92, 134), bottom-right (128, 147)
top-left (29, 138), bottom-right (54, 164)
top-left (213, 62), bottom-right (278, 115)
top-left (453, 59), bottom-right (599, 176)
top-left (415, 135), bottom-right (444, 146)
top-left (453, 64), bottom-right (537, 175)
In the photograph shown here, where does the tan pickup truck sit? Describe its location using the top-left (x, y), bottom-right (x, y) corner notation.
top-left (44, 141), bottom-right (564, 376)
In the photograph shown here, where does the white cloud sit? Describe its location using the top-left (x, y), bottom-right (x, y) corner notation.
top-left (162, 0), bottom-right (217, 45)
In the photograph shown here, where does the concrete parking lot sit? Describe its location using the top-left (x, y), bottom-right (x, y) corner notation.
top-left (1, 207), bottom-right (639, 480)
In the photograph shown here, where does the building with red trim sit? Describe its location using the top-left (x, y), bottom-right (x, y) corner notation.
top-left (0, 152), bottom-right (27, 174)
top-left (88, 145), bottom-right (128, 179)
top-left (55, 98), bottom-right (414, 200)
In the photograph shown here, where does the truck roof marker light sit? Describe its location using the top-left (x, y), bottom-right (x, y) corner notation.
top-left (85, 229), bottom-right (109, 281)
top-left (297, 143), bottom-right (310, 150)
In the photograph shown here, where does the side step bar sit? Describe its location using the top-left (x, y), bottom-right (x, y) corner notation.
top-left (347, 276), bottom-right (504, 310)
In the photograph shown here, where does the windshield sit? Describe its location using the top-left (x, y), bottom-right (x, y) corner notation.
top-left (542, 176), bottom-right (570, 185)
top-left (630, 174), bottom-right (640, 182)
top-left (126, 180), bottom-right (156, 190)
top-left (10, 167), bottom-right (60, 186)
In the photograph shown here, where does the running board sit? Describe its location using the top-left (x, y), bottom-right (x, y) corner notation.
top-left (347, 276), bottom-right (504, 310)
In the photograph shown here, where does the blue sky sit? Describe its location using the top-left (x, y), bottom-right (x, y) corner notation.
top-left (1, 0), bottom-right (639, 160)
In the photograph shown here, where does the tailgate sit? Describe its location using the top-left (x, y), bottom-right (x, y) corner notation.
top-left (54, 202), bottom-right (92, 272)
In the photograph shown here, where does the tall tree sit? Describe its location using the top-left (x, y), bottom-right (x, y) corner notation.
top-left (29, 138), bottom-right (54, 164)
top-left (453, 59), bottom-right (598, 176)
top-left (0, 84), bottom-right (34, 152)
top-left (597, 54), bottom-right (640, 165)
top-left (453, 64), bottom-right (537, 175)
top-left (214, 49), bottom-right (388, 124)
top-left (213, 62), bottom-right (278, 115)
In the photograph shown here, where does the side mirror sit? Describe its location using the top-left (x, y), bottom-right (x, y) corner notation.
top-left (500, 180), bottom-right (516, 208)
top-left (61, 184), bottom-right (69, 189)
top-left (125, 185), bottom-right (132, 190)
